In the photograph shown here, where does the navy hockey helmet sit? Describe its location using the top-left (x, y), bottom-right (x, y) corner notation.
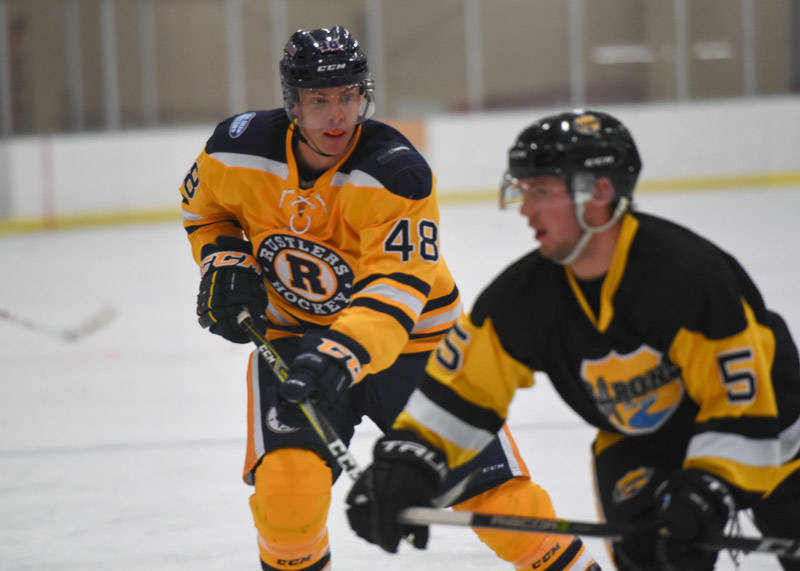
top-left (500, 110), bottom-right (641, 209)
top-left (279, 26), bottom-right (375, 124)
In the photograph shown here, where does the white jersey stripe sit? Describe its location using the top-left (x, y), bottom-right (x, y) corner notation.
top-left (359, 283), bottom-right (425, 318)
top-left (266, 304), bottom-right (291, 326)
top-left (566, 544), bottom-right (596, 570)
top-left (686, 431), bottom-right (780, 467)
top-left (341, 169), bottom-right (384, 189)
top-left (249, 351), bottom-right (265, 477)
top-left (404, 390), bottom-right (495, 453)
top-left (412, 301), bottom-right (463, 333)
top-left (209, 152), bottom-right (289, 179)
top-left (496, 425), bottom-right (523, 477)
top-left (181, 208), bottom-right (205, 221)
top-left (780, 414), bottom-right (800, 462)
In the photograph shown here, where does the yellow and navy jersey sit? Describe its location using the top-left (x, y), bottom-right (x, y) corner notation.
top-left (179, 109), bottom-right (461, 378)
top-left (395, 211), bottom-right (800, 497)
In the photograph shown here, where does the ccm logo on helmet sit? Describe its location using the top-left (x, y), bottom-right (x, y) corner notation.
top-left (584, 155), bottom-right (615, 168)
top-left (317, 63), bottom-right (346, 71)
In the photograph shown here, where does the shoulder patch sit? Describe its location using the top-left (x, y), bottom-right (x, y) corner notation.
top-left (206, 109), bottom-right (288, 161)
top-left (229, 112), bottom-right (256, 138)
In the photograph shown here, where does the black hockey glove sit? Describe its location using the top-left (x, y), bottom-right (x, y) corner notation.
top-left (196, 237), bottom-right (268, 344)
top-left (279, 330), bottom-right (368, 414)
top-left (345, 430), bottom-right (448, 553)
top-left (617, 469), bottom-right (735, 571)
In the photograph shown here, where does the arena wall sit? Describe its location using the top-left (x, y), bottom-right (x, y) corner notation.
top-left (0, 97), bottom-right (798, 233)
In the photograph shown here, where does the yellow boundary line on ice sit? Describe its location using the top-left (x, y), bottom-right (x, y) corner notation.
top-left (1, 171), bottom-right (799, 236)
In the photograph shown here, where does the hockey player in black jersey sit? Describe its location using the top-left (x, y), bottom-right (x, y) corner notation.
top-left (346, 110), bottom-right (800, 570)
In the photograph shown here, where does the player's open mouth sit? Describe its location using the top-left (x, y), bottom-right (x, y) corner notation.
top-left (325, 129), bottom-right (345, 137)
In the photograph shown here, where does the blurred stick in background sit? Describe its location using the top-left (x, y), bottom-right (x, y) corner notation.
top-left (0, 305), bottom-right (116, 341)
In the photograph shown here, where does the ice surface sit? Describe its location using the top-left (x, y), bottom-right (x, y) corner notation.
top-left (2, 187), bottom-right (797, 570)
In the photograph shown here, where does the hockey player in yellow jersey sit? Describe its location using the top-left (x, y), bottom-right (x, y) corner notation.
top-left (346, 110), bottom-right (800, 570)
top-left (181, 26), bottom-right (598, 571)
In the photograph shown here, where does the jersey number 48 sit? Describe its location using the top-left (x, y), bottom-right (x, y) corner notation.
top-left (383, 218), bottom-right (439, 262)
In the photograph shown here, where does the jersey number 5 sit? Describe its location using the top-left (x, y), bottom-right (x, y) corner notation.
top-left (435, 321), bottom-right (470, 372)
top-left (717, 348), bottom-right (756, 403)
top-left (384, 219), bottom-right (439, 262)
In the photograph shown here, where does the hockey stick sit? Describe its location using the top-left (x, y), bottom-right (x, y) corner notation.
top-left (0, 305), bottom-right (115, 341)
top-left (237, 310), bottom-right (363, 481)
top-left (397, 507), bottom-right (800, 559)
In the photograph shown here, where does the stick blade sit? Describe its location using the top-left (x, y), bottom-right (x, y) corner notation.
top-left (63, 305), bottom-right (116, 341)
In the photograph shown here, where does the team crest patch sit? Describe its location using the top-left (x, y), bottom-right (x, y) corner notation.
top-left (229, 112), bottom-right (256, 138)
top-left (612, 467), bottom-right (655, 503)
top-left (257, 233), bottom-right (355, 316)
top-left (580, 345), bottom-right (683, 435)
top-left (573, 113), bottom-right (601, 134)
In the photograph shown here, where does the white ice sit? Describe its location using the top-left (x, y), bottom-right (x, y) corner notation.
top-left (1, 187), bottom-right (798, 570)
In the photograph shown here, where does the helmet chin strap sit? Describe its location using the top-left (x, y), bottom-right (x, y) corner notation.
top-left (293, 122), bottom-right (335, 158)
top-left (554, 173), bottom-right (629, 266)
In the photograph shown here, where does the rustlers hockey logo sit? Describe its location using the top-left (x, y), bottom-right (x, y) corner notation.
top-left (580, 345), bottom-right (683, 434)
top-left (257, 233), bottom-right (355, 316)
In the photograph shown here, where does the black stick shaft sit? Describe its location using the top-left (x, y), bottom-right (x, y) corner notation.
top-left (237, 311), bottom-right (363, 481)
top-left (398, 507), bottom-right (800, 559)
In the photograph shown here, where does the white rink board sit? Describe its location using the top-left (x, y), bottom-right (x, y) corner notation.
top-left (1, 97), bottom-right (800, 222)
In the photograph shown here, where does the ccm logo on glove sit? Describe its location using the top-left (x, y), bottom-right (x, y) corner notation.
top-left (316, 337), bottom-right (362, 385)
top-left (200, 251), bottom-right (261, 276)
top-left (196, 237), bottom-right (268, 344)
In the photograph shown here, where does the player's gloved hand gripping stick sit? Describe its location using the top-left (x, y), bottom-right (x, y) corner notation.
top-left (237, 309), bottom-right (476, 506)
top-left (236, 309), bottom-right (363, 481)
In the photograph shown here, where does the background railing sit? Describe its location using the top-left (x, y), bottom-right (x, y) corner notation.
top-left (0, 0), bottom-right (798, 136)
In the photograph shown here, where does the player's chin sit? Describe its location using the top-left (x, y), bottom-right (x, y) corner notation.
top-left (537, 241), bottom-right (562, 260)
top-left (320, 131), bottom-right (351, 152)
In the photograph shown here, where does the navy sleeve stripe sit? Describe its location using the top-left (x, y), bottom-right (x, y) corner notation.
top-left (419, 376), bottom-right (505, 434)
top-left (350, 298), bottom-right (415, 332)
top-left (422, 285), bottom-right (460, 312)
top-left (183, 219), bottom-right (242, 235)
top-left (353, 272), bottom-right (431, 297)
top-left (409, 328), bottom-right (451, 340)
top-left (694, 415), bottom-right (780, 439)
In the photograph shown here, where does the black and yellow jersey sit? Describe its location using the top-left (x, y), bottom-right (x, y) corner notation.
top-left (179, 109), bottom-right (461, 377)
top-left (394, 211), bottom-right (800, 497)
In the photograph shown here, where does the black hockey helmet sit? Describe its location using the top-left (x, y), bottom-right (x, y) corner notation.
top-left (279, 26), bottom-right (374, 124)
top-left (501, 110), bottom-right (641, 208)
